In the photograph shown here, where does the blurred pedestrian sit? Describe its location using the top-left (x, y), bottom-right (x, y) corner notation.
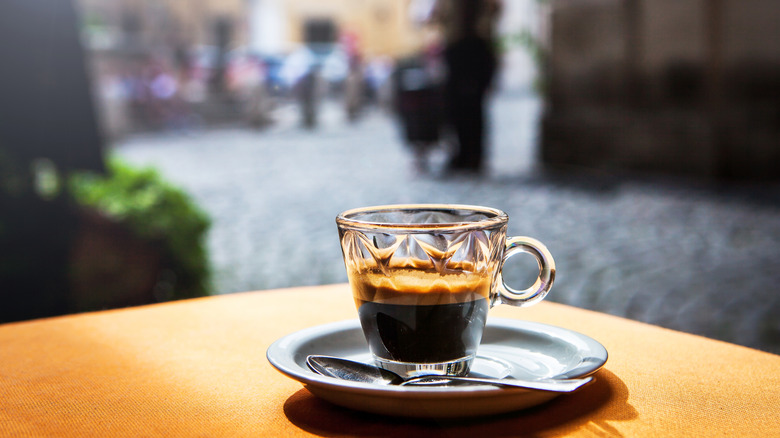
top-left (366, 56), bottom-right (395, 112)
top-left (344, 54), bottom-right (365, 122)
top-left (296, 63), bottom-right (322, 129)
top-left (228, 52), bottom-right (272, 128)
top-left (433, 0), bottom-right (501, 173)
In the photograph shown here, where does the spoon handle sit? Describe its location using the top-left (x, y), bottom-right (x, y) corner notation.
top-left (400, 375), bottom-right (593, 392)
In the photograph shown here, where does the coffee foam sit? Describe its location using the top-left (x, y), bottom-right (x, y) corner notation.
top-left (350, 267), bottom-right (491, 306)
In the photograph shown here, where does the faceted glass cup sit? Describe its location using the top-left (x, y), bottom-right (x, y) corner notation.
top-left (336, 204), bottom-right (555, 378)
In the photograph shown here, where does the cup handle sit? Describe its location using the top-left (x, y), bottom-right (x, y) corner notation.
top-left (496, 236), bottom-right (556, 307)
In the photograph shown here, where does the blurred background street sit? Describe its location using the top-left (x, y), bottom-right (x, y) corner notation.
top-left (2, 0), bottom-right (779, 356)
top-left (116, 91), bottom-right (780, 354)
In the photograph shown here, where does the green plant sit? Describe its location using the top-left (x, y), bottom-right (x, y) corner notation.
top-left (500, 29), bottom-right (547, 95)
top-left (498, 0), bottom-right (550, 95)
top-left (68, 157), bottom-right (211, 300)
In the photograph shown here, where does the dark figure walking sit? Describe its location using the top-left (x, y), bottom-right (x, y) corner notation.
top-left (297, 64), bottom-right (321, 129)
top-left (434, 0), bottom-right (500, 172)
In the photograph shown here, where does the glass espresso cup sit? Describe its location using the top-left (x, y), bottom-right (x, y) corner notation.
top-left (336, 204), bottom-right (555, 378)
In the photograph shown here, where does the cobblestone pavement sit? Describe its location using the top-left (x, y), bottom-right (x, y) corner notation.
top-left (116, 93), bottom-right (780, 355)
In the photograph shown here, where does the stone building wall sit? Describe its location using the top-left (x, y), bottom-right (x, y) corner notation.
top-left (541, 0), bottom-right (780, 180)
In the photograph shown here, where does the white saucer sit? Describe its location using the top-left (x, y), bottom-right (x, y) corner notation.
top-left (267, 318), bottom-right (607, 418)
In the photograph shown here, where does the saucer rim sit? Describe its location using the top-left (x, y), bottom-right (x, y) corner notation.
top-left (266, 317), bottom-right (608, 397)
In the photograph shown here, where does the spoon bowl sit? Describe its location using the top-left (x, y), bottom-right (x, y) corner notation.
top-left (306, 355), bottom-right (592, 392)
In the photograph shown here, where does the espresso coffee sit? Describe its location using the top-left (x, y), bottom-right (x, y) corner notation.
top-left (350, 266), bottom-right (491, 364)
top-left (357, 299), bottom-right (488, 363)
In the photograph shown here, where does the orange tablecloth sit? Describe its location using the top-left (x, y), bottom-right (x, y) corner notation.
top-left (1, 284), bottom-right (778, 437)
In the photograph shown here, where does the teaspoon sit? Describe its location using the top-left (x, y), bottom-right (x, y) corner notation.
top-left (306, 355), bottom-right (592, 392)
